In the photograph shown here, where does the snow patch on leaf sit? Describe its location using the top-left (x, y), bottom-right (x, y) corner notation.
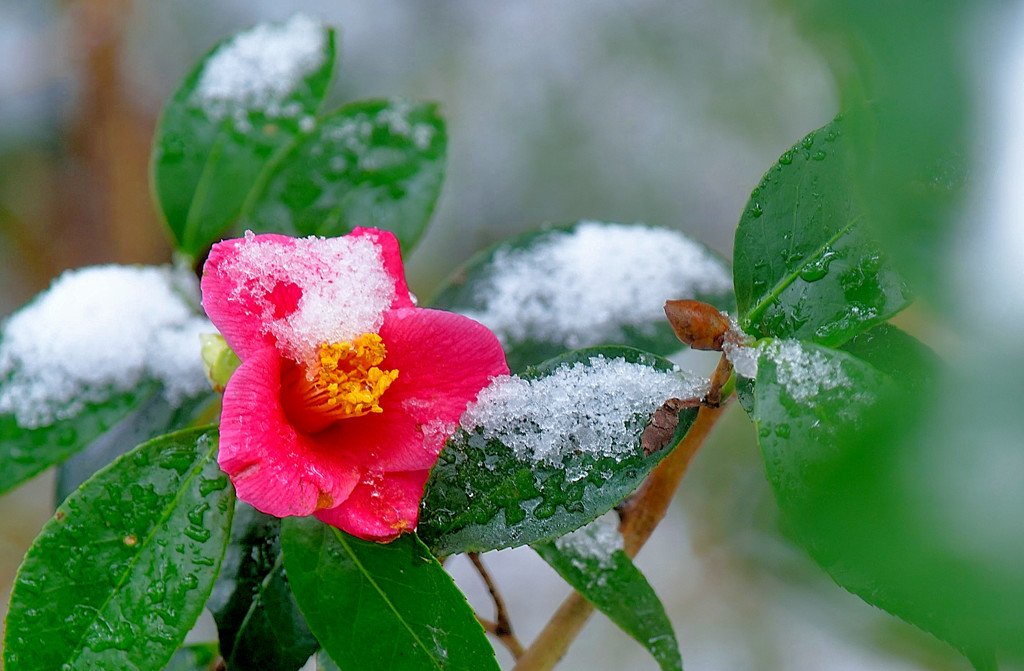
top-left (0, 265), bottom-right (210, 427)
top-left (461, 222), bottom-right (732, 349)
top-left (553, 512), bottom-right (623, 572)
top-left (460, 355), bottom-right (704, 469)
top-left (760, 339), bottom-right (851, 405)
top-left (193, 14), bottom-right (326, 125)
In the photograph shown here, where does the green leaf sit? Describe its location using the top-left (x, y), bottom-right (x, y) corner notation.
top-left (3, 427), bottom-right (235, 671)
top-left (241, 99), bottom-right (446, 253)
top-left (533, 515), bottom-right (682, 671)
top-left (151, 17), bottom-right (337, 258)
top-left (733, 116), bottom-right (912, 347)
top-left (418, 347), bottom-right (698, 555)
top-left (750, 337), bottom-right (1003, 664)
top-left (0, 382), bottom-right (159, 497)
top-left (163, 643), bottom-right (219, 671)
top-left (208, 503), bottom-right (317, 671)
top-left (430, 222), bottom-right (735, 373)
top-left (281, 518), bottom-right (499, 671)
top-left (317, 649), bottom-right (342, 671)
top-left (837, 323), bottom-right (938, 392)
top-left (780, 0), bottom-right (970, 303)
top-left (55, 390), bottom-right (218, 504)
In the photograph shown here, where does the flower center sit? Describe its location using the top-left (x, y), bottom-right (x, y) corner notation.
top-left (316, 334), bottom-right (399, 416)
top-left (282, 333), bottom-right (399, 434)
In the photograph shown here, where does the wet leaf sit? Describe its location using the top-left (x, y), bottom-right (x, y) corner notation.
top-left (533, 516), bottom-right (682, 671)
top-left (0, 382), bottom-right (159, 498)
top-left (3, 427), bottom-right (235, 671)
top-left (733, 116), bottom-right (912, 347)
top-left (750, 336), bottom-right (1010, 666)
top-left (242, 99), bottom-right (446, 253)
top-left (151, 17), bottom-right (336, 258)
top-left (418, 347), bottom-right (698, 555)
top-left (282, 518), bottom-right (498, 671)
top-left (780, 0), bottom-right (970, 302)
top-left (316, 649), bottom-right (342, 671)
top-left (55, 390), bottom-right (218, 504)
top-left (163, 643), bottom-right (219, 671)
top-left (430, 222), bottom-right (734, 373)
top-left (208, 503), bottom-right (317, 671)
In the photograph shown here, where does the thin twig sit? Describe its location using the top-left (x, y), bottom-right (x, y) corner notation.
top-left (512, 378), bottom-right (733, 671)
top-left (469, 551), bottom-right (526, 659)
top-left (477, 615), bottom-right (499, 634)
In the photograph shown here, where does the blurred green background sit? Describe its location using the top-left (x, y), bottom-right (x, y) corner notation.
top-left (3, 1), bottom-right (1021, 669)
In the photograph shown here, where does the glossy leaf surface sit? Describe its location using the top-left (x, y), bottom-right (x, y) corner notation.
top-left (282, 518), bottom-right (498, 671)
top-left (151, 17), bottom-right (336, 258)
top-left (163, 643), bottom-right (219, 671)
top-left (781, 0), bottom-right (970, 302)
top-left (430, 222), bottom-right (734, 373)
top-left (534, 517), bottom-right (682, 671)
top-left (750, 337), bottom-right (1011, 665)
top-left (733, 117), bottom-right (911, 347)
top-left (418, 347), bottom-right (697, 555)
top-left (208, 503), bottom-right (317, 671)
top-left (0, 383), bottom-right (157, 498)
top-left (317, 649), bottom-right (342, 671)
top-left (55, 390), bottom-right (218, 503)
top-left (242, 99), bottom-right (446, 253)
top-left (3, 427), bottom-right (235, 671)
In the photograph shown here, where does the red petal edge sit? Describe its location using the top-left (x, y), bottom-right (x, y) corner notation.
top-left (314, 470), bottom-right (429, 542)
top-left (351, 227), bottom-right (415, 309)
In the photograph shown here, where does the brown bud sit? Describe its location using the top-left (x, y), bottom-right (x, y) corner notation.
top-left (664, 299), bottom-right (731, 351)
top-left (641, 397), bottom-right (700, 456)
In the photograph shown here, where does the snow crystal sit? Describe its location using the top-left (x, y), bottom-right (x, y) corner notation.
top-left (460, 222), bottom-right (733, 349)
top-left (0, 265), bottom-right (212, 428)
top-left (460, 355), bottom-right (705, 473)
top-left (218, 232), bottom-right (399, 368)
top-left (722, 316), bottom-right (758, 378)
top-left (193, 15), bottom-right (325, 122)
top-left (760, 340), bottom-right (850, 405)
top-left (554, 512), bottom-right (623, 571)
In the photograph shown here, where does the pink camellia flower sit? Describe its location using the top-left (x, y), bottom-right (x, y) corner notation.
top-left (201, 229), bottom-right (508, 542)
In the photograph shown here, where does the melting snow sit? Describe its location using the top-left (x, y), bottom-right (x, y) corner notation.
top-left (460, 222), bottom-right (732, 349)
top-left (554, 511), bottom-right (623, 571)
top-left (193, 14), bottom-right (326, 124)
top-left (460, 354), bottom-right (705, 472)
top-left (217, 232), bottom-right (399, 368)
top-left (759, 339), bottom-right (850, 404)
top-left (0, 265), bottom-right (212, 428)
top-left (722, 317), bottom-right (758, 378)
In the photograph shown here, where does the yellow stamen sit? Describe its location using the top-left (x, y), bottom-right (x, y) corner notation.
top-left (314, 334), bottom-right (399, 418)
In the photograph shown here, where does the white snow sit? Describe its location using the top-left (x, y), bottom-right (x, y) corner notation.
top-left (217, 231), bottom-right (400, 368)
top-left (554, 511), bottom-right (624, 572)
top-left (193, 14), bottom-right (326, 123)
top-left (460, 222), bottom-right (733, 349)
top-left (460, 354), bottom-right (705, 476)
top-left (722, 316), bottom-right (758, 378)
top-left (0, 265), bottom-right (212, 428)
top-left (759, 339), bottom-right (850, 405)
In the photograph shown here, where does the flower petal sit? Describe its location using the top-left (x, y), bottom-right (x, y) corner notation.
top-left (315, 408), bottom-right (439, 472)
top-left (202, 234), bottom-right (301, 359)
top-left (202, 230), bottom-right (408, 363)
top-left (381, 307), bottom-right (510, 426)
top-left (350, 227), bottom-right (415, 309)
top-left (219, 347), bottom-right (360, 517)
top-left (314, 470), bottom-right (428, 542)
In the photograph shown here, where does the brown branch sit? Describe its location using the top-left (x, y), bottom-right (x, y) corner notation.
top-left (469, 552), bottom-right (525, 659)
top-left (512, 384), bottom-right (733, 671)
